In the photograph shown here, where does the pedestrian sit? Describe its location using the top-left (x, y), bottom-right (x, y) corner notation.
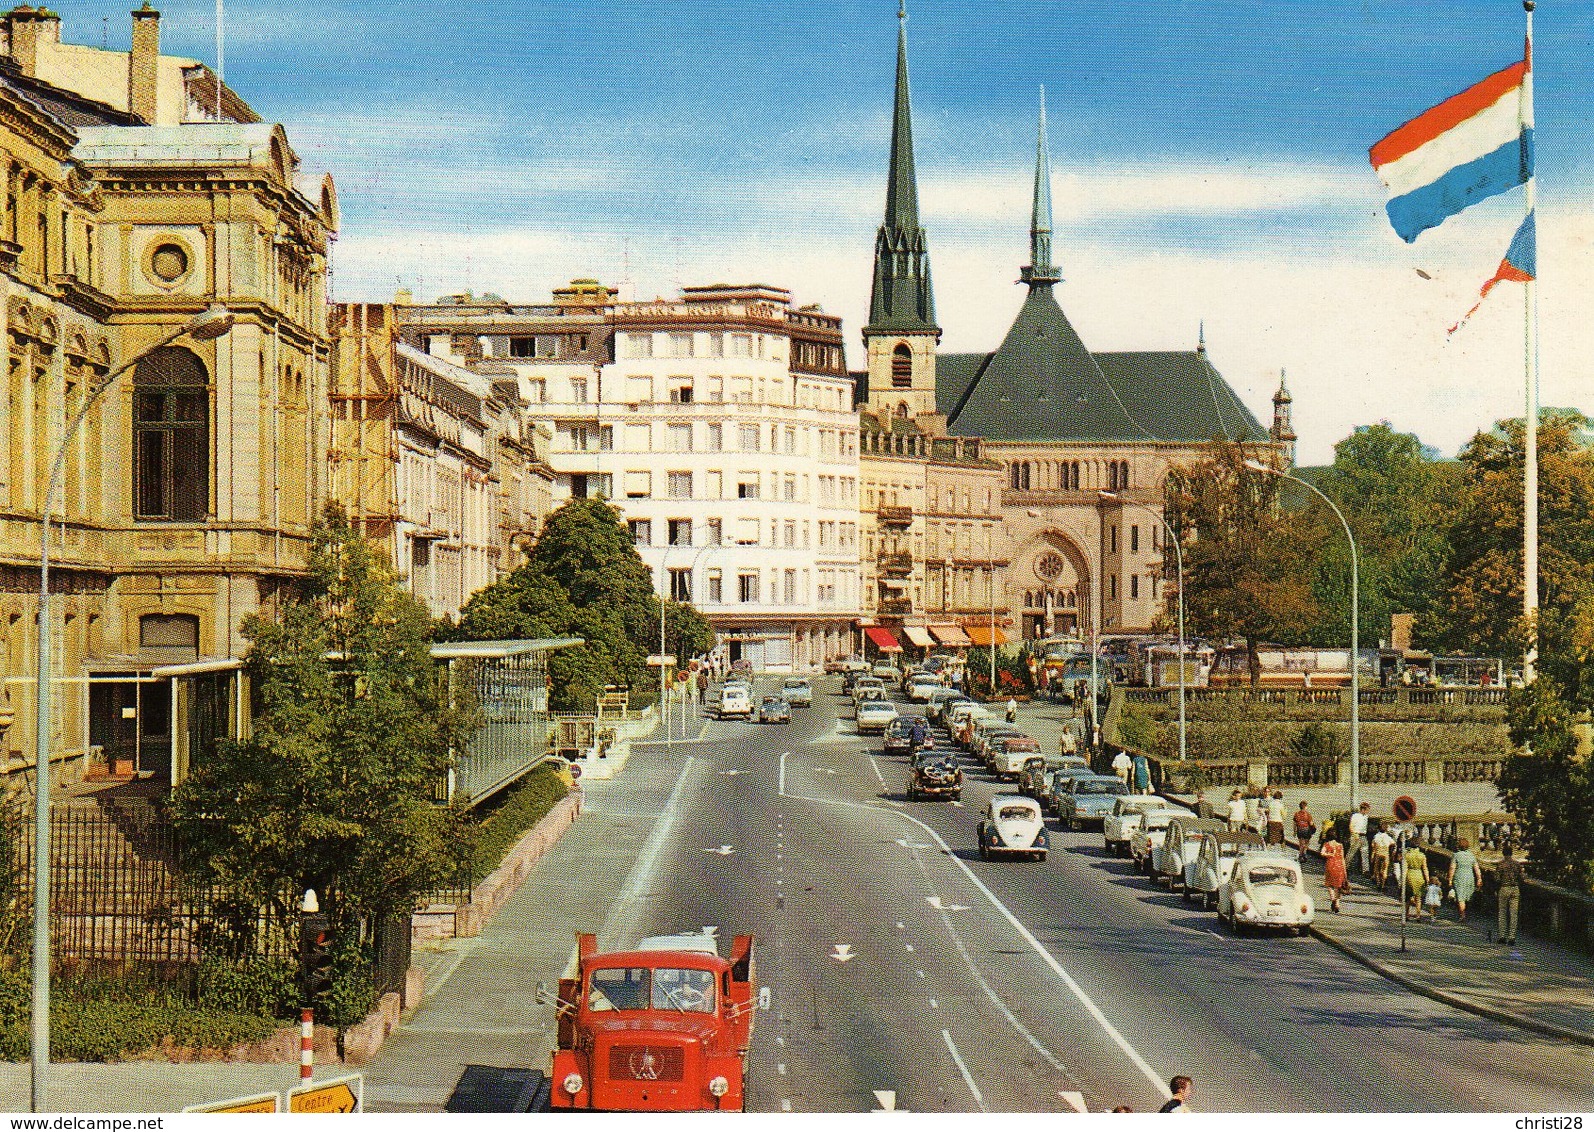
top-left (1423, 876), bottom-right (1443, 920)
top-left (1132, 753), bottom-right (1152, 794)
top-left (1265, 790), bottom-right (1286, 846)
top-left (1321, 832), bottom-right (1349, 913)
top-left (1245, 790), bottom-right (1265, 836)
top-left (1112, 749), bottom-right (1133, 785)
top-left (697, 670), bottom-right (709, 706)
top-left (1495, 842), bottom-right (1525, 945)
top-left (1195, 790), bottom-right (1215, 820)
top-left (1225, 790), bottom-right (1247, 832)
top-left (1292, 800), bottom-right (1316, 863)
top-left (1158, 1076), bottom-right (1193, 1113)
top-left (1370, 822), bottom-right (1395, 889)
top-left (1006, 697), bottom-right (1018, 724)
top-left (1404, 841), bottom-right (1430, 920)
top-left (1348, 802), bottom-right (1371, 874)
top-left (1448, 838), bottom-right (1483, 922)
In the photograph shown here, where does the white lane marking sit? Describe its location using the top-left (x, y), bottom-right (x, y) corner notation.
top-left (1060, 1091), bottom-right (1088, 1113)
top-left (872, 1090), bottom-right (898, 1112)
top-left (905, 944), bottom-right (915, 952)
top-left (929, 998), bottom-right (938, 1009)
top-left (597, 756), bottom-right (697, 950)
top-left (916, 970), bottom-right (926, 979)
top-left (897, 839), bottom-right (932, 850)
top-left (776, 1035), bottom-right (785, 1046)
top-left (703, 845), bottom-right (735, 855)
top-left (941, 1029), bottom-right (987, 1112)
top-left (868, 756), bottom-right (887, 786)
top-left (926, 896), bottom-right (970, 912)
top-left (831, 944), bottom-right (856, 962)
top-left (778, 752), bottom-right (787, 795)
top-left (778, 1063), bottom-right (788, 1076)
top-left (780, 780), bottom-right (1167, 1099)
top-left (897, 922), bottom-right (906, 930)
top-left (781, 1099), bottom-right (792, 1112)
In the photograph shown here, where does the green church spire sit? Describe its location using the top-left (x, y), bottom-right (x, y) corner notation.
top-left (867, 2), bottom-right (937, 334)
top-left (1021, 86), bottom-right (1061, 287)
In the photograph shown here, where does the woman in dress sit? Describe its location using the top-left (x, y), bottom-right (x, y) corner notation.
top-left (1448, 837), bottom-right (1483, 922)
top-left (1404, 843), bottom-right (1431, 920)
top-left (1321, 833), bottom-right (1349, 913)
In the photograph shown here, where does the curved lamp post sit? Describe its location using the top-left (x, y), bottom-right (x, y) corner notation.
top-left (32, 306), bottom-right (234, 1111)
top-left (1100, 491), bottom-right (1185, 764)
top-left (1245, 459), bottom-right (1360, 811)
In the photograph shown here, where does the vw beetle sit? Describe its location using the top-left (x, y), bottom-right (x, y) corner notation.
top-left (977, 794), bottom-right (1050, 861)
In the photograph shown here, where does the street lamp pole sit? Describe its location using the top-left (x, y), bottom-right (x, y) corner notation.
top-left (989, 565), bottom-right (997, 696)
top-left (1100, 492), bottom-right (1185, 764)
top-left (32, 307), bottom-right (234, 1112)
top-left (1246, 460), bottom-right (1360, 811)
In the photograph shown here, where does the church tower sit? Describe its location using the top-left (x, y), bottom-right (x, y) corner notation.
top-left (1270, 369), bottom-right (1297, 466)
top-left (864, 4), bottom-right (942, 428)
top-left (1021, 88), bottom-right (1061, 290)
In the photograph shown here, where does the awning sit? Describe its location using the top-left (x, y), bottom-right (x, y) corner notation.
top-left (964, 625), bottom-right (1011, 647)
top-left (901, 626), bottom-right (935, 648)
top-left (865, 626), bottom-right (903, 653)
top-left (929, 624), bottom-right (973, 647)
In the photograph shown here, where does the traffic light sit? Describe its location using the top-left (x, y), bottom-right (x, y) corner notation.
top-left (299, 913), bottom-right (335, 1003)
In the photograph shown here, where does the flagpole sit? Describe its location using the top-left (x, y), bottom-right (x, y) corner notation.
top-left (1522, 0), bottom-right (1539, 684)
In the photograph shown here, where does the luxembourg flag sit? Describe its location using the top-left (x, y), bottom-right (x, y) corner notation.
top-left (1370, 54), bottom-right (1533, 243)
top-left (1448, 211), bottom-right (1536, 336)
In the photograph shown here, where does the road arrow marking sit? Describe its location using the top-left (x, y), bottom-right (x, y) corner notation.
top-left (1060, 1091), bottom-right (1087, 1113)
top-left (830, 944), bottom-right (855, 963)
top-left (720, 769), bottom-right (743, 776)
top-left (704, 845), bottom-right (735, 855)
top-left (926, 896), bottom-right (970, 912)
top-left (701, 926), bottom-right (719, 937)
top-left (896, 839), bottom-right (931, 850)
top-left (872, 1090), bottom-right (897, 1112)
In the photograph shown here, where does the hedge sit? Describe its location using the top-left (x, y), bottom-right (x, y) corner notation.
top-left (470, 762), bottom-right (571, 879)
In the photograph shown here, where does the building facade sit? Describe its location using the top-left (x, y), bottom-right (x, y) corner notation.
top-left (0, 5), bottom-right (335, 782)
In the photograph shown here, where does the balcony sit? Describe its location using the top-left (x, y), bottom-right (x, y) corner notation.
top-left (878, 597), bottom-right (913, 616)
top-left (878, 551), bottom-right (914, 576)
top-left (878, 505), bottom-right (913, 527)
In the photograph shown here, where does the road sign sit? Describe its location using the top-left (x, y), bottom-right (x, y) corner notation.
top-left (646, 654), bottom-right (676, 667)
top-left (1393, 795), bottom-right (1418, 822)
top-left (288, 1073), bottom-right (362, 1113)
top-left (183, 1092), bottom-right (281, 1113)
top-left (676, 668), bottom-right (691, 682)
top-left (568, 762), bottom-right (582, 780)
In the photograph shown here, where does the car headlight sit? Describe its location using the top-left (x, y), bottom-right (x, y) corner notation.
top-left (1233, 896), bottom-right (1251, 915)
top-left (563, 1073), bottom-right (584, 1095)
top-left (708, 1076), bottom-right (730, 1098)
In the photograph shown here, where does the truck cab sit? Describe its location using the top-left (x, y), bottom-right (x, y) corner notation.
top-left (549, 932), bottom-right (758, 1111)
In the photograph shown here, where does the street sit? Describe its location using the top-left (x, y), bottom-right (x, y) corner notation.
top-left (367, 676), bottom-right (1594, 1113)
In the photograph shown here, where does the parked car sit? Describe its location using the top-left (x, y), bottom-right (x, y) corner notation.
top-left (1129, 809), bottom-right (1184, 874)
top-left (908, 749), bottom-right (963, 800)
top-left (758, 696), bottom-right (792, 724)
top-left (823, 657), bottom-right (850, 675)
top-left (987, 735), bottom-right (1043, 780)
top-left (977, 795), bottom-right (1050, 860)
top-left (850, 677), bottom-right (886, 705)
top-left (927, 689), bottom-right (972, 723)
top-left (906, 674), bottom-right (944, 702)
top-left (949, 704), bottom-right (996, 749)
top-left (1184, 830), bottom-right (1266, 909)
top-left (882, 715), bottom-right (928, 756)
top-left (1054, 775), bottom-right (1131, 830)
top-left (1217, 852), bottom-right (1315, 935)
top-left (1152, 815), bottom-right (1228, 890)
top-left (1018, 754), bottom-right (1090, 801)
top-left (856, 699), bottom-right (900, 734)
top-left (971, 722), bottom-right (1024, 768)
top-left (1102, 795), bottom-right (1174, 856)
top-left (716, 685), bottom-right (753, 720)
top-left (780, 677), bottom-right (813, 707)
top-left (854, 687), bottom-right (889, 712)
top-left (872, 662), bottom-right (899, 681)
top-left (1043, 766), bottom-right (1100, 815)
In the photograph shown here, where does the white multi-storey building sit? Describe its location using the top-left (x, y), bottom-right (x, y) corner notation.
top-left (398, 283), bottom-right (862, 671)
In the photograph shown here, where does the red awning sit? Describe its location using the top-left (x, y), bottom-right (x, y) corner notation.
top-left (865, 626), bottom-right (903, 653)
top-left (964, 625), bottom-right (1011, 647)
top-left (929, 624), bottom-right (973, 647)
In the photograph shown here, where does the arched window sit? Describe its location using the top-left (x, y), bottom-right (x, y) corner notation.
top-left (891, 343), bottom-right (912, 388)
top-left (895, 401), bottom-right (910, 419)
top-left (134, 347), bottom-right (210, 521)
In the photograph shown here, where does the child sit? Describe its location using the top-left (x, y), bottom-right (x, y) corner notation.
top-left (1423, 878), bottom-right (1443, 920)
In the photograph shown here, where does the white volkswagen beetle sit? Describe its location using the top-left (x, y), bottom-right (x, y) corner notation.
top-left (1183, 829), bottom-right (1265, 910)
top-left (1217, 852), bottom-right (1315, 935)
top-left (978, 795), bottom-right (1050, 861)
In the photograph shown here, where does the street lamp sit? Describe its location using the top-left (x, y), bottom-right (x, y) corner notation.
top-left (1100, 491), bottom-right (1185, 764)
top-left (1245, 459), bottom-right (1360, 811)
top-left (32, 306), bottom-right (234, 1111)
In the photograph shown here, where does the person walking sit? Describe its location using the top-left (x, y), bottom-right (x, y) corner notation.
top-left (1348, 802), bottom-right (1371, 875)
top-left (1158, 1076), bottom-right (1193, 1113)
top-left (1225, 790), bottom-right (1247, 832)
top-left (1370, 822), bottom-right (1395, 889)
top-left (1112, 749), bottom-right (1133, 785)
top-left (1321, 833), bottom-right (1349, 913)
top-left (1404, 841), bottom-right (1431, 920)
top-left (1006, 697), bottom-right (1018, 724)
top-left (1265, 790), bottom-right (1286, 846)
top-left (1448, 838), bottom-right (1483, 922)
top-left (1495, 843), bottom-right (1525, 945)
top-left (1292, 801), bottom-right (1317, 863)
top-left (1195, 790), bottom-right (1215, 820)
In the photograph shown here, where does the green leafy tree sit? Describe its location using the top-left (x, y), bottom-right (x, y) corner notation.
top-left (452, 499), bottom-right (713, 710)
top-left (171, 507), bottom-right (472, 968)
top-left (1166, 440), bottom-right (1323, 684)
top-left (1502, 680), bottom-right (1594, 891)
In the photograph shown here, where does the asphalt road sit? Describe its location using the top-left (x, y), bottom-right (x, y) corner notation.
top-left (411, 675), bottom-right (1594, 1113)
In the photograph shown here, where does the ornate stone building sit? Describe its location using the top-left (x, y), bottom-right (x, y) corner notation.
top-left (0, 5), bottom-right (335, 782)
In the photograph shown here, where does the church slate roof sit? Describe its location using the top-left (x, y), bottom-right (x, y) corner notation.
top-left (936, 285), bottom-right (1267, 444)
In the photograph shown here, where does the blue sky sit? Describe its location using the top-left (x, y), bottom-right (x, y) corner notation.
top-left (53, 0), bottom-right (1594, 463)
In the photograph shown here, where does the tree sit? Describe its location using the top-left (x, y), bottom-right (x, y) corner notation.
top-left (452, 498), bottom-right (713, 710)
top-left (1502, 680), bottom-right (1594, 891)
top-left (172, 507), bottom-right (472, 970)
top-left (1166, 440), bottom-right (1323, 684)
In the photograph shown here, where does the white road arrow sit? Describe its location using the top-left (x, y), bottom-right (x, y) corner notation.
top-left (704, 845), bottom-right (735, 856)
top-left (700, 926), bottom-right (719, 937)
top-left (1059, 1091), bottom-right (1087, 1113)
top-left (830, 944), bottom-right (855, 963)
top-left (720, 769), bottom-right (743, 776)
top-left (895, 839), bottom-right (932, 850)
top-left (926, 896), bottom-right (970, 912)
top-left (872, 1090), bottom-right (900, 1112)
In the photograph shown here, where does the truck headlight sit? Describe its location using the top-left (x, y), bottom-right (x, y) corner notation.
top-left (563, 1073), bottom-right (584, 1095)
top-left (709, 1075), bottom-right (730, 1097)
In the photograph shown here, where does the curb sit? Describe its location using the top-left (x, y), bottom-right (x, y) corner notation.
top-left (1309, 922), bottom-right (1594, 1047)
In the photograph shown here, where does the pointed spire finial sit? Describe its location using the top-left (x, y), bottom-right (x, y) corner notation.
top-left (867, 0), bottom-right (937, 333)
top-left (1021, 85), bottom-right (1061, 288)
top-left (1197, 320), bottom-right (1206, 353)
top-left (1275, 367), bottom-right (1291, 399)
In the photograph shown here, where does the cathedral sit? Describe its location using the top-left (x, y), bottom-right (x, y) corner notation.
top-left (856, 8), bottom-right (1292, 647)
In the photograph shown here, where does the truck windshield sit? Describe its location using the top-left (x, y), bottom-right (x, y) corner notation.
top-left (588, 966), bottom-right (717, 1013)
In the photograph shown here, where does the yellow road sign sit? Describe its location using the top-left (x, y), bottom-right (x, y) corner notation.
top-left (182, 1092), bottom-right (280, 1113)
top-left (288, 1073), bottom-right (363, 1113)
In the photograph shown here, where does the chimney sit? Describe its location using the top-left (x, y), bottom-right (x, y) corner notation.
top-left (128, 2), bottom-right (160, 125)
top-left (7, 6), bottom-right (42, 76)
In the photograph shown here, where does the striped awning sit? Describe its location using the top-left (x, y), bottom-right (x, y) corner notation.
top-left (901, 626), bottom-right (935, 648)
top-left (865, 626), bottom-right (903, 653)
top-left (964, 625), bottom-right (1011, 647)
top-left (929, 624), bottom-right (973, 647)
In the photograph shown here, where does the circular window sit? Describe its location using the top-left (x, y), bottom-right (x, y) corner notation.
top-left (149, 242), bottom-right (190, 283)
top-left (1035, 552), bottom-right (1066, 582)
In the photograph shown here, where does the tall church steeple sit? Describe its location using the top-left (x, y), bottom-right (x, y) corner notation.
top-left (1021, 88), bottom-right (1061, 288)
top-left (865, 3), bottom-right (942, 427)
top-left (1271, 369), bottom-right (1297, 466)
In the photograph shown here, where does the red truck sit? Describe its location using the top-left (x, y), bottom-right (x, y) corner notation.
top-left (545, 931), bottom-right (760, 1111)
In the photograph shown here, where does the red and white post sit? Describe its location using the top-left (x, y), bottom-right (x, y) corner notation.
top-left (300, 1006), bottom-right (314, 1081)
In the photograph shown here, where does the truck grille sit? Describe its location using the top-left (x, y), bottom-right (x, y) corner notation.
top-left (608, 1045), bottom-right (685, 1082)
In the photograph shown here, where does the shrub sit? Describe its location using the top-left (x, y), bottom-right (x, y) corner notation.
top-left (470, 763), bottom-right (571, 879)
top-left (1290, 722), bottom-right (1347, 761)
top-left (195, 956), bottom-right (299, 1018)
